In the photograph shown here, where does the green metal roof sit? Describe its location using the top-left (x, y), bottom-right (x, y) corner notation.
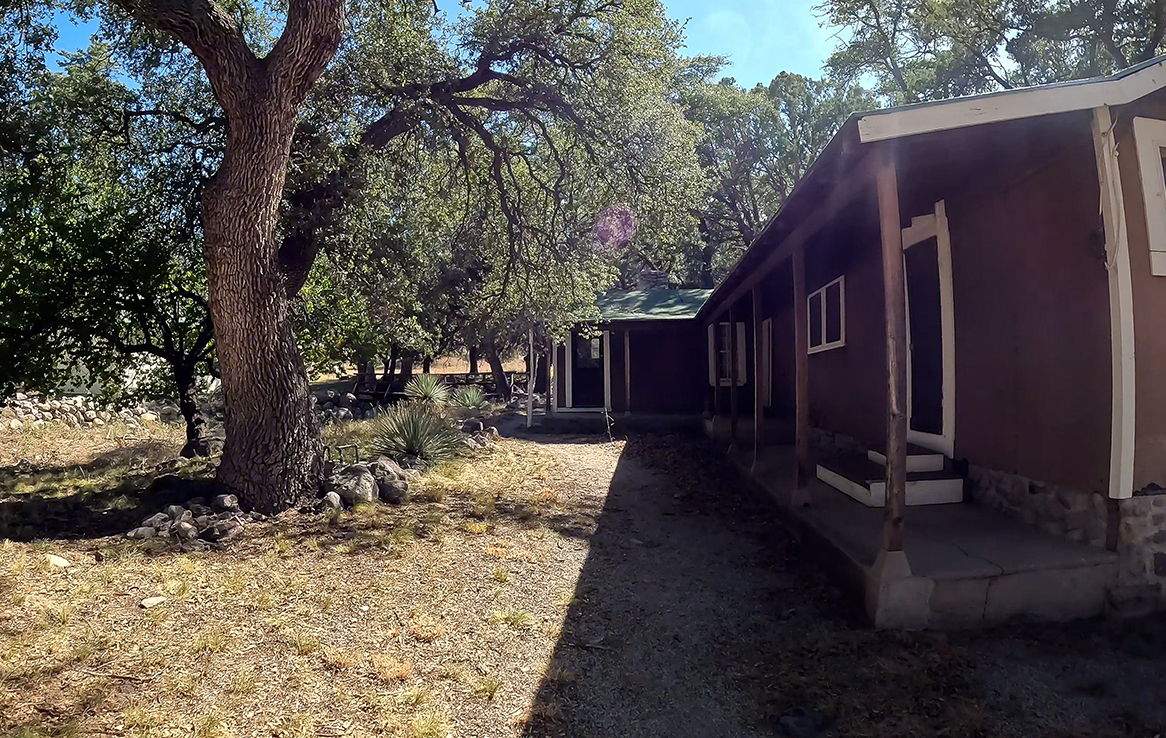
top-left (596, 288), bottom-right (712, 322)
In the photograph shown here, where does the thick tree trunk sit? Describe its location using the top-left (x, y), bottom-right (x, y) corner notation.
top-left (380, 344), bottom-right (399, 383)
top-left (176, 364), bottom-right (209, 459)
top-left (399, 353), bottom-right (415, 389)
top-left (203, 105), bottom-right (322, 514)
top-left (423, 357), bottom-right (432, 374)
top-left (485, 343), bottom-right (511, 401)
top-left (468, 346), bottom-right (479, 375)
top-left (355, 350), bottom-right (374, 388)
top-left (114, 0), bottom-right (344, 514)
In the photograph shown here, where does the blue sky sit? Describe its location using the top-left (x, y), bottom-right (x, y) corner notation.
top-left (51, 0), bottom-right (835, 87)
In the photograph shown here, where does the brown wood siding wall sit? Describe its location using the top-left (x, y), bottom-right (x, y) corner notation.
top-left (1116, 90), bottom-right (1166, 489)
top-left (803, 235), bottom-right (889, 448)
top-left (626, 323), bottom-right (706, 414)
top-left (610, 330), bottom-right (627, 413)
top-left (944, 141), bottom-right (1110, 493)
top-left (761, 266), bottom-right (796, 419)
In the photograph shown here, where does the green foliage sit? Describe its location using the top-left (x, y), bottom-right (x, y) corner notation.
top-left (819, 0), bottom-right (1166, 103)
top-left (370, 402), bottom-right (462, 466)
top-left (403, 375), bottom-right (450, 405)
top-left (0, 30), bottom-right (217, 416)
top-left (451, 386), bottom-right (488, 413)
top-left (675, 68), bottom-right (875, 285)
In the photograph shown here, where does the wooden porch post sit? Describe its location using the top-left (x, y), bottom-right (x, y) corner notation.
top-left (792, 247), bottom-right (810, 496)
top-left (729, 301), bottom-right (739, 443)
top-left (623, 330), bottom-right (631, 416)
top-left (876, 148), bottom-right (909, 553)
top-left (752, 286), bottom-right (764, 468)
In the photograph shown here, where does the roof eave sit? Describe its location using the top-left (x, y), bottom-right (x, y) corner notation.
top-left (857, 54), bottom-right (1166, 143)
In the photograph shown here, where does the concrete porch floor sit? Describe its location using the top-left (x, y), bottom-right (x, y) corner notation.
top-left (727, 444), bottom-right (1119, 628)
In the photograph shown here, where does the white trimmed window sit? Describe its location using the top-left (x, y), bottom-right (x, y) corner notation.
top-left (1133, 117), bottom-right (1166, 276)
top-left (808, 276), bottom-right (845, 354)
top-left (707, 322), bottom-right (746, 386)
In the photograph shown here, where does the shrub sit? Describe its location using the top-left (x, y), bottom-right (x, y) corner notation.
top-left (451, 385), bottom-right (487, 413)
top-left (403, 374), bottom-right (450, 405)
top-left (370, 402), bottom-right (461, 466)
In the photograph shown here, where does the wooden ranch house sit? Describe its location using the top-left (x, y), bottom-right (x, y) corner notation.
top-left (553, 55), bottom-right (1166, 628)
top-left (551, 288), bottom-right (710, 416)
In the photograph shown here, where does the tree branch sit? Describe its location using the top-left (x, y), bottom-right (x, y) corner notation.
top-left (111, 0), bottom-right (258, 114)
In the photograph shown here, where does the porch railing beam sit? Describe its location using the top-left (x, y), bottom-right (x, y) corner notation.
top-left (876, 146), bottom-right (908, 553)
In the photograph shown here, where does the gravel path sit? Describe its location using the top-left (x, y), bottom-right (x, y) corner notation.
top-left (519, 434), bottom-right (1166, 738)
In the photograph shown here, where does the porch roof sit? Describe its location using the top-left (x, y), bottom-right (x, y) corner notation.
top-left (696, 53), bottom-right (1166, 324)
top-left (596, 288), bottom-right (711, 323)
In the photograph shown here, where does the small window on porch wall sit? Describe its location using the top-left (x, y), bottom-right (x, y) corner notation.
top-left (1133, 117), bottom-right (1166, 276)
top-left (706, 322), bottom-right (746, 386)
top-left (808, 276), bottom-right (845, 354)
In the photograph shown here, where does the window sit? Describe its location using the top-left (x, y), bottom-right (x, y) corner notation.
top-left (1133, 117), bottom-right (1166, 276)
top-left (808, 276), bottom-right (845, 354)
top-left (706, 322), bottom-right (746, 386)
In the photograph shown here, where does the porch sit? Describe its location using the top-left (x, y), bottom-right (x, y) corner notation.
top-left (729, 445), bottom-right (1118, 628)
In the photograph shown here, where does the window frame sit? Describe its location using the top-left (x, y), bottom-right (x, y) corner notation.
top-left (1133, 117), bottom-right (1166, 276)
top-left (706, 321), bottom-right (747, 386)
top-left (807, 275), bottom-right (846, 354)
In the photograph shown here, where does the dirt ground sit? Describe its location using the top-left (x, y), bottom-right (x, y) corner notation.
top-left (3, 426), bottom-right (1166, 738)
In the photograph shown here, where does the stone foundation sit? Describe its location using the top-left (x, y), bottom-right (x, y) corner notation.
top-left (1112, 492), bottom-right (1166, 611)
top-left (965, 464), bottom-right (1109, 549)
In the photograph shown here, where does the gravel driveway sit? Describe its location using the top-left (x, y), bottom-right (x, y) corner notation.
top-left (518, 434), bottom-right (1166, 738)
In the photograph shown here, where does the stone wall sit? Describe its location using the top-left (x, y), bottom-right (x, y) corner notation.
top-left (966, 464), bottom-right (1110, 549)
top-left (1, 392), bottom-right (179, 429)
top-left (1113, 492), bottom-right (1166, 611)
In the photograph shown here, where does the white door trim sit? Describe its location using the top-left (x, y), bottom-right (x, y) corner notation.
top-left (563, 331), bottom-right (611, 411)
top-left (1093, 106), bottom-right (1137, 499)
top-left (902, 200), bottom-right (956, 458)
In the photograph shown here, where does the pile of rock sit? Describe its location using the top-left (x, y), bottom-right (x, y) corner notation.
top-left (313, 390), bottom-right (378, 424)
top-left (460, 419), bottom-right (501, 450)
top-left (2, 392), bottom-right (180, 430)
top-left (126, 493), bottom-right (263, 550)
top-left (321, 457), bottom-right (412, 510)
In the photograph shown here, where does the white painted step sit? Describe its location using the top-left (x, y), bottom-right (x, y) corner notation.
top-left (866, 444), bottom-right (946, 473)
top-left (817, 456), bottom-right (964, 507)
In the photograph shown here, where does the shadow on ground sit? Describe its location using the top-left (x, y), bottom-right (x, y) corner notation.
top-left (515, 434), bottom-right (1166, 738)
top-left (0, 444), bottom-right (216, 542)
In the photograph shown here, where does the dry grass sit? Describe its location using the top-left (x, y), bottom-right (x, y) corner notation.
top-left (0, 431), bottom-right (583, 738)
top-left (0, 417), bottom-right (184, 471)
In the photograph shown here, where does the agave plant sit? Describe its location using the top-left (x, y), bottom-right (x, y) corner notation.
top-left (370, 402), bottom-right (462, 466)
top-left (451, 385), bottom-right (488, 414)
top-left (403, 374), bottom-right (450, 405)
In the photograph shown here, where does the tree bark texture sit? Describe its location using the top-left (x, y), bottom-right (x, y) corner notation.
top-left (176, 365), bottom-right (209, 459)
top-left (116, 0), bottom-right (345, 513)
top-left (484, 343), bottom-right (511, 401)
top-left (398, 353), bottom-right (415, 389)
top-left (468, 346), bottom-right (479, 375)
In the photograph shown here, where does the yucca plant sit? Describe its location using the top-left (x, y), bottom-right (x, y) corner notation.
top-left (451, 385), bottom-right (488, 414)
top-left (403, 374), bottom-right (451, 405)
top-left (370, 402), bottom-right (462, 466)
